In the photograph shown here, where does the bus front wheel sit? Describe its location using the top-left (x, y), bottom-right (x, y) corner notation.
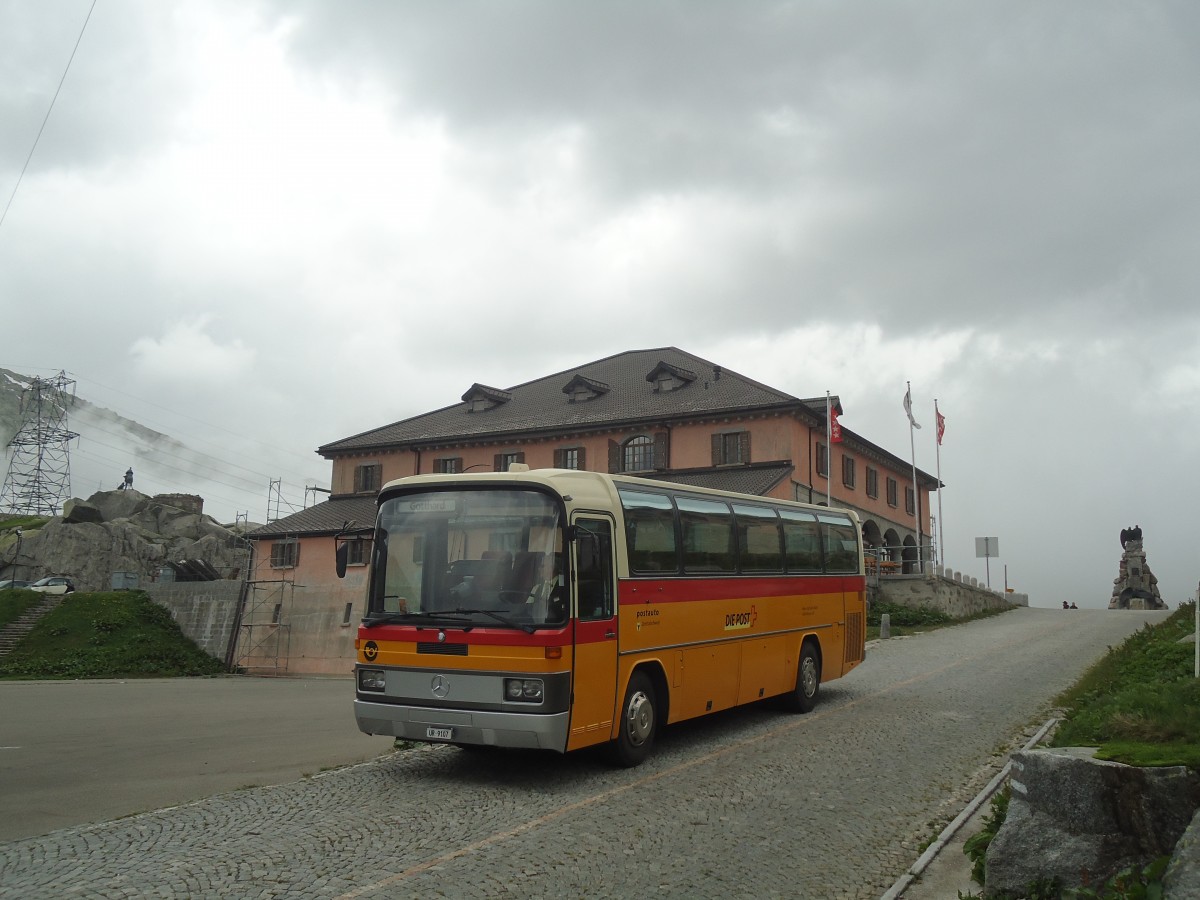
top-left (785, 642), bottom-right (820, 713)
top-left (613, 671), bottom-right (657, 767)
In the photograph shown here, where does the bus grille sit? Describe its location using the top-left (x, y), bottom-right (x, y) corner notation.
top-left (844, 612), bottom-right (864, 664)
top-left (417, 642), bottom-right (468, 656)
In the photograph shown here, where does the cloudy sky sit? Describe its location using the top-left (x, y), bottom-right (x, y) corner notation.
top-left (2, 1), bottom-right (1198, 608)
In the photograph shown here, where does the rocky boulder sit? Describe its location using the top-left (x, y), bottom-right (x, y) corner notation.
top-left (986, 748), bottom-right (1200, 896)
top-left (1165, 808), bottom-right (1200, 898)
top-left (14, 489), bottom-right (250, 591)
top-left (62, 498), bottom-right (104, 524)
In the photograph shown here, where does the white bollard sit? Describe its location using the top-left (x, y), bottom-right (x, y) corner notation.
top-left (880, 612), bottom-right (891, 640)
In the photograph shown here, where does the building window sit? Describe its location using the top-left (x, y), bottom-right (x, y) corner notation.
top-left (905, 486), bottom-right (916, 515)
top-left (271, 603), bottom-right (282, 624)
top-left (816, 442), bottom-right (828, 477)
top-left (434, 457), bottom-right (462, 474)
top-left (342, 602), bottom-right (354, 626)
top-left (623, 436), bottom-right (654, 472)
top-left (842, 456), bottom-right (856, 489)
top-left (712, 431), bottom-right (750, 466)
top-left (494, 451), bottom-right (525, 472)
top-left (354, 464), bottom-right (382, 493)
top-left (866, 467), bottom-right (878, 499)
top-left (347, 539), bottom-right (367, 566)
top-left (554, 447), bottom-right (585, 470)
top-left (886, 477), bottom-right (898, 508)
top-left (270, 540), bottom-right (299, 568)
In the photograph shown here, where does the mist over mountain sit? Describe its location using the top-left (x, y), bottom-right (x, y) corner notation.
top-left (1, 368), bottom-right (321, 524)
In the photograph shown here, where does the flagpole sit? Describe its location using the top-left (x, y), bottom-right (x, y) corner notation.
top-left (825, 390), bottom-right (832, 507)
top-left (935, 399), bottom-right (944, 567)
top-left (906, 381), bottom-right (922, 573)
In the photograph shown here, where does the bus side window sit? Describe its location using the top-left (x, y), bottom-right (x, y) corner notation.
top-left (575, 519), bottom-right (614, 620)
top-left (619, 490), bottom-right (678, 574)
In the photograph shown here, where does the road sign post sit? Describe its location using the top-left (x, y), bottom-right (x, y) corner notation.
top-left (975, 536), bottom-right (999, 590)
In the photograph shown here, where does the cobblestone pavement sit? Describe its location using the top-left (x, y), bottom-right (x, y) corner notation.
top-left (0, 607), bottom-right (1168, 899)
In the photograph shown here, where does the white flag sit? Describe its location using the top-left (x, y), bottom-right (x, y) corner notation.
top-left (903, 386), bottom-right (922, 429)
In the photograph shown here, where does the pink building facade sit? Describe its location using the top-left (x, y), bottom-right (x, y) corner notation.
top-left (243, 348), bottom-right (937, 675)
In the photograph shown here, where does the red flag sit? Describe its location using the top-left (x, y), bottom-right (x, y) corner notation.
top-left (830, 405), bottom-right (843, 443)
top-left (936, 404), bottom-right (946, 446)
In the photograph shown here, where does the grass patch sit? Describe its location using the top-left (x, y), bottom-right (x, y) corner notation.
top-left (0, 590), bottom-right (226, 679)
top-left (0, 514), bottom-right (50, 533)
top-left (0, 588), bottom-right (46, 629)
top-left (867, 601), bottom-right (1013, 640)
top-left (1051, 603), bottom-right (1200, 766)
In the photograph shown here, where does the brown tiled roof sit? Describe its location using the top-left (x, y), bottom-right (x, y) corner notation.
top-left (318, 347), bottom-right (807, 455)
top-left (247, 496), bottom-right (378, 539)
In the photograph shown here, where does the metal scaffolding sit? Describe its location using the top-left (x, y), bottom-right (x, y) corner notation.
top-left (0, 371), bottom-right (80, 515)
top-left (234, 532), bottom-right (299, 673)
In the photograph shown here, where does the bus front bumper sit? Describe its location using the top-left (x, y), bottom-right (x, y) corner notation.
top-left (355, 699), bottom-right (570, 752)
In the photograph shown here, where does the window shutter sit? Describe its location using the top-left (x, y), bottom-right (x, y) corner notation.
top-left (554, 448), bottom-right (565, 468)
top-left (493, 453), bottom-right (503, 472)
top-left (653, 431), bottom-right (669, 471)
top-left (576, 447), bottom-right (587, 470)
top-left (710, 433), bottom-right (722, 466)
top-left (607, 440), bottom-right (621, 473)
top-left (515, 451), bottom-right (525, 464)
top-left (739, 431), bottom-right (750, 464)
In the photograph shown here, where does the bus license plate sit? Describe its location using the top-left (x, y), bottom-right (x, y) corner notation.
top-left (426, 726), bottom-right (453, 741)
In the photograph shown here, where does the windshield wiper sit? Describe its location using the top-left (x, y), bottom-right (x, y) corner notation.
top-left (451, 608), bottom-right (535, 634)
top-left (361, 611), bottom-right (474, 629)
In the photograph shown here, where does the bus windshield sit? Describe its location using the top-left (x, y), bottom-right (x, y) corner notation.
top-left (367, 488), bottom-right (566, 630)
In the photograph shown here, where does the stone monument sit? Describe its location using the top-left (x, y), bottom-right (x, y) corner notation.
top-left (1108, 525), bottom-right (1166, 609)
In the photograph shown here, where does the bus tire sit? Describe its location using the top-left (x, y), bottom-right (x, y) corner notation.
top-left (785, 641), bottom-right (820, 713)
top-left (612, 671), bottom-right (657, 767)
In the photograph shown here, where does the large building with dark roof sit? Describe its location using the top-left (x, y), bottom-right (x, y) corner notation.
top-left (240, 347), bottom-right (937, 674)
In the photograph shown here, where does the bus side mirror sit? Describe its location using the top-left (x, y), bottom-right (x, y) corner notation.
top-left (335, 541), bottom-right (349, 579)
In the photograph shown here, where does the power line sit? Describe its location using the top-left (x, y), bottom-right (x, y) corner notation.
top-left (67, 371), bottom-right (327, 474)
top-left (0, 0), bottom-right (97, 233)
top-left (4, 364), bottom-right (327, 489)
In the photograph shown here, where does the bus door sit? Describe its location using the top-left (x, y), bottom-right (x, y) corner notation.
top-left (566, 515), bottom-right (618, 751)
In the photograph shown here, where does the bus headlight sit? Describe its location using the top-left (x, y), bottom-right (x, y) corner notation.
top-left (358, 668), bottom-right (386, 692)
top-left (504, 678), bottom-right (544, 703)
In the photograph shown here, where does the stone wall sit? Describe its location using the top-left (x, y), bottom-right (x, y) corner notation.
top-left (875, 567), bottom-right (1027, 616)
top-left (144, 580), bottom-right (244, 664)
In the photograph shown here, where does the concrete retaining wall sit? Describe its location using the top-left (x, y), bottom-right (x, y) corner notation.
top-left (144, 569), bottom-right (1026, 675)
top-left (875, 568), bottom-right (1028, 616)
top-left (144, 580), bottom-right (243, 663)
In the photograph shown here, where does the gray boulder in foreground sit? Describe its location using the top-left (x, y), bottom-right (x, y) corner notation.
top-left (986, 748), bottom-right (1200, 896)
top-left (1165, 807), bottom-right (1200, 899)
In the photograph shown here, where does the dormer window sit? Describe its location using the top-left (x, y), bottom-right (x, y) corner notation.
top-left (561, 374), bottom-right (610, 403)
top-left (645, 361), bottom-right (697, 393)
top-left (461, 383), bottom-right (512, 413)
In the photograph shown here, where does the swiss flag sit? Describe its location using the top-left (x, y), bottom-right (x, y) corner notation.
top-left (830, 405), bottom-right (843, 443)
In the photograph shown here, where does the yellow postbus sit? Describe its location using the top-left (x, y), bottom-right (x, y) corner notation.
top-left (343, 467), bottom-right (866, 766)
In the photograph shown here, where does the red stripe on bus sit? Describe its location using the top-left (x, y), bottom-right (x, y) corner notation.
top-left (618, 576), bottom-right (862, 604)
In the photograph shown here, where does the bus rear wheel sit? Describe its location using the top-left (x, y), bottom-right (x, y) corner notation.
top-left (784, 642), bottom-right (820, 713)
top-left (612, 671), bottom-right (657, 767)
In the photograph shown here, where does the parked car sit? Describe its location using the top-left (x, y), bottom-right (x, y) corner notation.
top-left (0, 579), bottom-right (32, 590)
top-left (29, 576), bottom-right (75, 595)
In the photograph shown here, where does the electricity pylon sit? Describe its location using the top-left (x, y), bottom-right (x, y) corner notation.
top-left (0, 371), bottom-right (80, 515)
